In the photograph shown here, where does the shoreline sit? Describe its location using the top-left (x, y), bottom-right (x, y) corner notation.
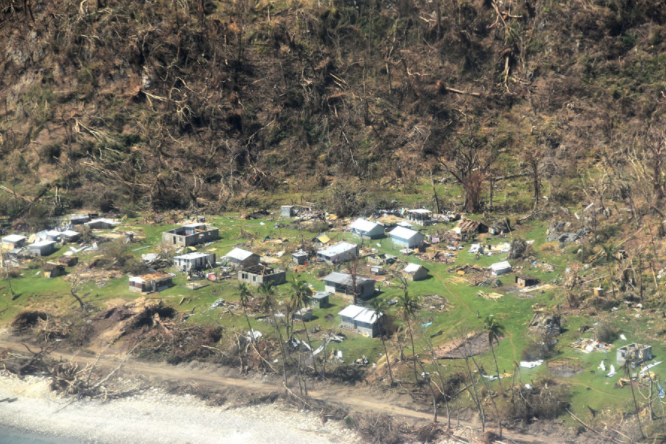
top-left (0, 372), bottom-right (358, 444)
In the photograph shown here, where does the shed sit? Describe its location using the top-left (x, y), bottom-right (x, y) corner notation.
top-left (68, 214), bottom-right (90, 225)
top-left (403, 263), bottom-right (429, 281)
top-left (317, 241), bottom-right (358, 265)
top-left (457, 218), bottom-right (489, 234)
top-left (389, 226), bottom-right (424, 248)
top-left (281, 205), bottom-right (295, 217)
top-left (85, 218), bottom-right (120, 230)
top-left (292, 250), bottom-right (308, 265)
top-left (174, 252), bottom-right (216, 271)
top-left (515, 274), bottom-right (539, 288)
top-left (323, 272), bottom-right (375, 300)
top-left (338, 305), bottom-right (382, 338)
top-left (58, 256), bottom-right (79, 267)
top-left (129, 272), bottom-right (173, 293)
top-left (349, 219), bottom-right (385, 239)
top-left (238, 265), bottom-right (287, 286)
top-left (43, 263), bottom-right (65, 278)
top-left (1, 234), bottom-right (26, 249)
top-left (489, 261), bottom-right (512, 276)
top-left (309, 291), bottom-right (331, 309)
top-left (223, 248), bottom-right (260, 268)
top-left (313, 233), bottom-right (331, 246)
top-left (28, 240), bottom-right (56, 257)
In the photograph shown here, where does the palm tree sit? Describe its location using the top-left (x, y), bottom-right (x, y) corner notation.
top-left (290, 279), bottom-right (318, 374)
top-left (370, 297), bottom-right (395, 386)
top-left (397, 290), bottom-right (420, 383)
top-left (259, 282), bottom-right (289, 388)
top-left (623, 358), bottom-right (645, 439)
top-left (483, 316), bottom-right (505, 391)
top-left (237, 282), bottom-right (258, 341)
top-left (601, 243), bottom-right (617, 298)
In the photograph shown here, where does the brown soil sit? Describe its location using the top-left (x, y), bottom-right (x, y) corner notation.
top-left (434, 332), bottom-right (492, 359)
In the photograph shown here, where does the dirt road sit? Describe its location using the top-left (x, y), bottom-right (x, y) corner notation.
top-left (0, 338), bottom-right (549, 443)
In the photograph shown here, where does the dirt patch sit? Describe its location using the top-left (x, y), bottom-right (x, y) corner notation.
top-left (421, 294), bottom-right (448, 312)
top-left (547, 359), bottom-right (586, 377)
top-left (435, 332), bottom-right (493, 359)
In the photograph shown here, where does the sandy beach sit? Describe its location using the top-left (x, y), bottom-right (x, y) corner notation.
top-left (0, 372), bottom-right (358, 444)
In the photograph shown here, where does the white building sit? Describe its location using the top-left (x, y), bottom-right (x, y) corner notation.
top-left (317, 241), bottom-right (358, 264)
top-left (349, 219), bottom-right (385, 239)
top-left (85, 218), bottom-right (120, 230)
top-left (1, 235), bottom-right (26, 249)
top-left (402, 263), bottom-right (429, 281)
top-left (223, 248), bottom-right (260, 268)
top-left (489, 261), bottom-right (512, 276)
top-left (174, 252), bottom-right (216, 271)
top-left (389, 226), bottom-right (424, 248)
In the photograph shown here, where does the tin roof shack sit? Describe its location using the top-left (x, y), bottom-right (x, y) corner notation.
top-left (516, 274), bottom-right (539, 288)
top-left (456, 218), bottom-right (489, 234)
top-left (68, 214), bottom-right (90, 225)
top-left (238, 265), bottom-right (287, 286)
top-left (367, 253), bottom-right (397, 266)
top-left (338, 305), bottom-right (382, 338)
top-left (317, 242), bottom-right (359, 265)
top-left (85, 218), bottom-right (121, 230)
top-left (1, 235), bottom-right (26, 249)
top-left (223, 248), bottom-right (260, 268)
top-left (349, 219), bottom-right (385, 239)
top-left (28, 240), bottom-right (56, 257)
top-left (389, 227), bottom-right (424, 248)
top-left (174, 252), bottom-right (216, 271)
top-left (406, 209), bottom-right (432, 226)
top-left (617, 343), bottom-right (652, 366)
top-left (60, 230), bottom-right (81, 243)
top-left (281, 205), bottom-right (295, 217)
top-left (403, 263), bottom-right (429, 281)
top-left (43, 263), bottom-right (65, 278)
top-left (313, 233), bottom-right (331, 247)
top-left (292, 250), bottom-right (308, 265)
top-left (129, 272), bottom-right (173, 293)
top-left (309, 291), bottom-right (331, 309)
top-left (58, 256), bottom-right (79, 267)
top-left (323, 272), bottom-right (376, 300)
top-left (489, 261), bottom-right (512, 276)
top-left (162, 223), bottom-right (219, 247)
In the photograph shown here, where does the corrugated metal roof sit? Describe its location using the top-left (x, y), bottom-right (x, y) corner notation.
top-left (489, 261), bottom-right (512, 271)
top-left (338, 304), bottom-right (381, 324)
top-left (318, 241), bottom-right (357, 257)
top-left (403, 263), bottom-right (424, 273)
top-left (224, 248), bottom-right (256, 261)
top-left (323, 271), bottom-right (373, 286)
top-left (2, 235), bottom-right (26, 243)
top-left (175, 252), bottom-right (214, 260)
top-left (389, 226), bottom-right (420, 240)
top-left (408, 209), bottom-right (432, 214)
top-left (338, 305), bottom-right (366, 319)
top-left (30, 240), bottom-right (56, 247)
top-left (350, 219), bottom-right (382, 232)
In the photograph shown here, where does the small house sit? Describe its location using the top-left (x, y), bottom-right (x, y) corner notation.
top-left (349, 219), bottom-right (385, 239)
top-left (238, 265), bottom-right (287, 286)
top-left (174, 252), bottom-right (216, 271)
top-left (292, 250), bottom-right (308, 265)
top-left (338, 305), bottom-right (382, 338)
top-left (43, 263), bottom-right (65, 278)
top-left (388, 226), bottom-right (424, 248)
top-left (617, 343), bottom-right (653, 366)
top-left (313, 233), bottom-right (331, 247)
top-left (489, 261), bottom-right (512, 276)
top-left (323, 272), bottom-right (376, 300)
top-left (515, 274), bottom-right (539, 288)
top-left (44, 230), bottom-right (65, 242)
top-left (162, 223), bottom-right (219, 247)
top-left (85, 218), bottom-right (121, 230)
top-left (1, 234), bottom-right (26, 249)
top-left (28, 240), bottom-right (56, 257)
top-left (58, 256), bottom-right (79, 267)
top-left (403, 263), bottom-right (429, 281)
top-left (456, 218), bottom-right (488, 234)
top-left (309, 291), bottom-right (331, 309)
top-left (317, 241), bottom-right (358, 265)
top-left (281, 205), bottom-right (295, 217)
top-left (223, 248), bottom-right (260, 268)
top-left (60, 230), bottom-right (81, 243)
top-left (129, 272), bottom-right (173, 293)
top-left (406, 209), bottom-right (432, 225)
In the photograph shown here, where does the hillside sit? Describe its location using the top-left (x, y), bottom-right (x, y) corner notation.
top-left (1, 0), bottom-right (666, 218)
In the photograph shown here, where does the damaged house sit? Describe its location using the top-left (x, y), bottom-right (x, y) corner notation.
top-left (317, 241), bottom-right (359, 264)
top-left (43, 262), bottom-right (65, 278)
top-left (406, 209), bottom-right (432, 226)
top-left (162, 223), bottom-right (219, 247)
top-left (323, 272), bottom-right (376, 300)
top-left (85, 218), bottom-right (121, 230)
top-left (238, 265), bottom-right (287, 286)
top-left (174, 252), bottom-right (216, 271)
top-left (617, 343), bottom-right (652, 366)
top-left (456, 218), bottom-right (489, 234)
top-left (223, 248), bottom-right (260, 268)
top-left (1, 234), bottom-right (26, 249)
top-left (516, 274), bottom-right (540, 288)
top-left (129, 272), bottom-right (173, 293)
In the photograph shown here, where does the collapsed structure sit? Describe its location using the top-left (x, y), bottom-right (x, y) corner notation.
top-left (162, 223), bottom-right (219, 247)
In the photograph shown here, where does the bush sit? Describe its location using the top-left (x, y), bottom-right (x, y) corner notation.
top-left (501, 378), bottom-right (570, 421)
top-left (595, 322), bottom-right (618, 343)
top-left (41, 143), bottom-right (61, 164)
top-left (521, 333), bottom-right (557, 361)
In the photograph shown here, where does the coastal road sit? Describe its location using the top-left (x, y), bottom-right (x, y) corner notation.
top-left (0, 338), bottom-right (550, 444)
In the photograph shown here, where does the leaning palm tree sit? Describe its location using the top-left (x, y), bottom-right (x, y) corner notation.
top-left (370, 297), bottom-right (395, 386)
top-left (238, 282), bottom-right (255, 340)
top-left (397, 290), bottom-right (420, 383)
top-left (259, 281), bottom-right (289, 388)
top-left (483, 316), bottom-right (505, 391)
top-left (623, 358), bottom-right (645, 439)
top-left (290, 279), bottom-right (318, 374)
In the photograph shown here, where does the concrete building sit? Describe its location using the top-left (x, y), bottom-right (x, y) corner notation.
top-left (223, 248), bottom-right (260, 268)
top-left (323, 272), bottom-right (375, 300)
top-left (317, 241), bottom-right (358, 265)
top-left (281, 205), bottom-right (295, 217)
top-left (388, 226), bottom-right (424, 248)
top-left (85, 218), bottom-right (121, 230)
top-left (174, 252), bottom-right (216, 271)
top-left (1, 235), bottom-right (26, 249)
top-left (129, 272), bottom-right (173, 293)
top-left (292, 250), bottom-right (308, 265)
top-left (28, 240), bottom-right (56, 257)
top-left (402, 263), bottom-right (429, 281)
top-left (489, 261), bottom-right (512, 276)
top-left (349, 219), bottom-right (385, 239)
top-left (43, 263), bottom-right (65, 278)
top-left (617, 343), bottom-right (653, 366)
top-left (515, 274), bottom-right (539, 288)
top-left (309, 291), bottom-right (331, 309)
top-left (406, 209), bottom-right (432, 226)
top-left (238, 265), bottom-right (286, 286)
top-left (338, 305), bottom-right (382, 338)
top-left (162, 223), bottom-right (219, 247)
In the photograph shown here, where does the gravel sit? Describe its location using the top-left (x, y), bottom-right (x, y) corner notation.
top-left (0, 372), bottom-right (358, 444)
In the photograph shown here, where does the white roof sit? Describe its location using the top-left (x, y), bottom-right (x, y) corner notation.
top-left (318, 241), bottom-right (357, 257)
top-left (408, 209), bottom-right (432, 214)
top-left (350, 219), bottom-right (382, 232)
top-left (338, 305), bottom-right (366, 319)
top-left (61, 230), bottom-right (79, 237)
top-left (489, 261), bottom-right (512, 271)
top-left (389, 226), bottom-right (420, 240)
top-left (224, 248), bottom-right (256, 261)
top-left (175, 252), bottom-right (214, 260)
top-left (403, 263), bottom-right (424, 273)
top-left (86, 218), bottom-right (119, 225)
top-left (2, 235), bottom-right (26, 243)
top-left (183, 223), bottom-right (206, 228)
top-left (30, 240), bottom-right (56, 247)
top-left (338, 305), bottom-right (381, 324)
top-left (46, 230), bottom-right (63, 236)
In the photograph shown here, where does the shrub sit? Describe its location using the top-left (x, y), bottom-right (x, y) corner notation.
top-left (41, 143), bottom-right (61, 164)
top-left (521, 333), bottom-right (557, 361)
top-left (595, 322), bottom-right (618, 343)
top-left (501, 377), bottom-right (570, 421)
